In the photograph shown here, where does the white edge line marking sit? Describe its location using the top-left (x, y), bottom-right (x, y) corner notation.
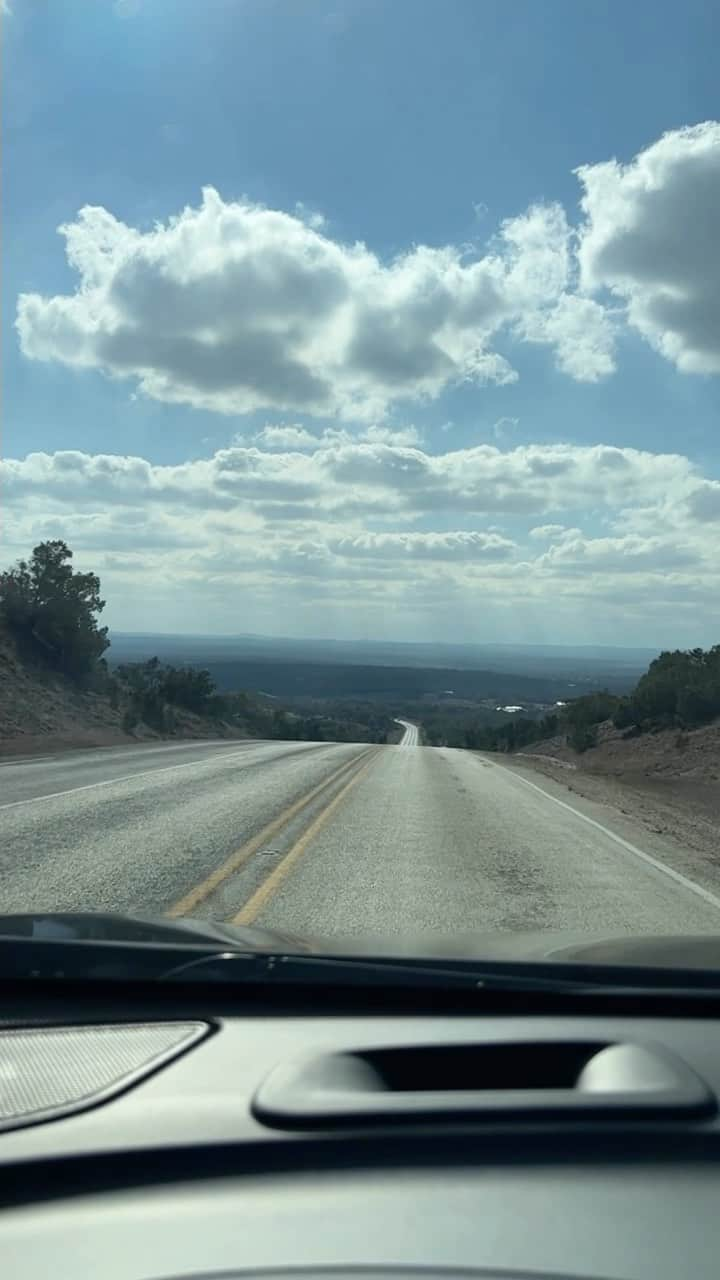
top-left (0, 742), bottom-right (317, 813)
top-left (484, 755), bottom-right (720, 915)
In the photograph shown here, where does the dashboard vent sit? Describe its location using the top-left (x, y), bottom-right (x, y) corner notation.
top-left (253, 1039), bottom-right (715, 1128)
top-left (0, 1021), bottom-right (209, 1132)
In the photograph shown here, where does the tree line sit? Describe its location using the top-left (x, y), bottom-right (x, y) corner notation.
top-left (7, 540), bottom-right (715, 754)
top-left (0, 540), bottom-right (109, 677)
top-left (0, 541), bottom-right (390, 743)
top-left (430, 647), bottom-right (720, 755)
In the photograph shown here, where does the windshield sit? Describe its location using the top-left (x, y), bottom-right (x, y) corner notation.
top-left (2, 0), bottom-right (720, 978)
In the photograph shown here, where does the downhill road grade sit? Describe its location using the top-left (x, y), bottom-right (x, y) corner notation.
top-left (2, 737), bottom-right (720, 943)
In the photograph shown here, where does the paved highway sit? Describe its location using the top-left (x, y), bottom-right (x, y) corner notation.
top-left (394, 719), bottom-right (420, 748)
top-left (2, 732), bottom-right (720, 941)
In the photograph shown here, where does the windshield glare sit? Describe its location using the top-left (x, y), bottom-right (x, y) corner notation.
top-left (2, 0), bottom-right (720, 979)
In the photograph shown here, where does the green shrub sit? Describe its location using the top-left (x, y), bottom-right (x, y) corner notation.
top-left (567, 723), bottom-right (598, 753)
top-left (676, 686), bottom-right (719, 728)
top-left (611, 699), bottom-right (637, 729)
top-left (0, 541), bottom-right (108, 679)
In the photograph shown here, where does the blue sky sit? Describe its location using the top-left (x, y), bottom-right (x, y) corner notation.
top-left (3, 0), bottom-right (720, 644)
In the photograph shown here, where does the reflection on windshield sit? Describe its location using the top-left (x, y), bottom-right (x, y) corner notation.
top-left (1, 1), bottom-right (719, 970)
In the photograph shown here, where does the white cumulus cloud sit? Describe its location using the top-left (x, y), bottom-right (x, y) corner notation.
top-left (2, 435), bottom-right (718, 639)
top-left (529, 524), bottom-right (571, 541)
top-left (0, 440), bottom-right (697, 523)
top-left (15, 191), bottom-right (615, 421)
top-left (577, 121), bottom-right (720, 374)
top-left (251, 423), bottom-right (422, 451)
top-left (14, 122), bottom-right (720, 419)
top-left (332, 530), bottom-right (517, 561)
top-left (517, 293), bottom-right (616, 382)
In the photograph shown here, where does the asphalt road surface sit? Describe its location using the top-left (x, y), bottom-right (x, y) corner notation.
top-left (395, 719), bottom-right (420, 747)
top-left (2, 732), bottom-right (720, 941)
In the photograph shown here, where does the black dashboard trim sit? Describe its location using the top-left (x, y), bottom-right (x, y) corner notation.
top-left (3, 1125), bottom-right (720, 1210)
top-left (5, 976), bottom-right (720, 1020)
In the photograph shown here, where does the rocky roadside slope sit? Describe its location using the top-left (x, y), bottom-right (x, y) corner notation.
top-left (0, 631), bottom-right (243, 757)
top-left (513, 719), bottom-right (720, 864)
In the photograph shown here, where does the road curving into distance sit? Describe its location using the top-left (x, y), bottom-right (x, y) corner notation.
top-left (3, 731), bottom-right (720, 941)
top-left (394, 719), bottom-right (420, 748)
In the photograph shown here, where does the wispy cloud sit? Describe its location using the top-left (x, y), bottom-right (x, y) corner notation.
top-left (493, 417), bottom-right (519, 441)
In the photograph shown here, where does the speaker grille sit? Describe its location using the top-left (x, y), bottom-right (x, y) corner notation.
top-left (0, 1022), bottom-right (209, 1131)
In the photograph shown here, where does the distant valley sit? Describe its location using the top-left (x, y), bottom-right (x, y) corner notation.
top-left (109, 632), bottom-right (654, 701)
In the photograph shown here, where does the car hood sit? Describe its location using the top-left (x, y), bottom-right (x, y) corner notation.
top-left (2, 911), bottom-right (720, 972)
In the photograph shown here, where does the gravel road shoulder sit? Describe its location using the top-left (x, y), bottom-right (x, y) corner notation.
top-left (509, 751), bottom-right (719, 868)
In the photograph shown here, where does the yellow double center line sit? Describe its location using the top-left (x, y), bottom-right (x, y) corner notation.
top-left (166, 746), bottom-right (380, 921)
top-left (232, 748), bottom-right (378, 925)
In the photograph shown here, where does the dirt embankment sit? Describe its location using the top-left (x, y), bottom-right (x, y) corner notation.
top-left (514, 719), bottom-right (720, 861)
top-left (0, 632), bottom-right (244, 758)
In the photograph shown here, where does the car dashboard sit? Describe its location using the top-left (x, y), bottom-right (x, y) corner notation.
top-left (1, 982), bottom-right (720, 1280)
